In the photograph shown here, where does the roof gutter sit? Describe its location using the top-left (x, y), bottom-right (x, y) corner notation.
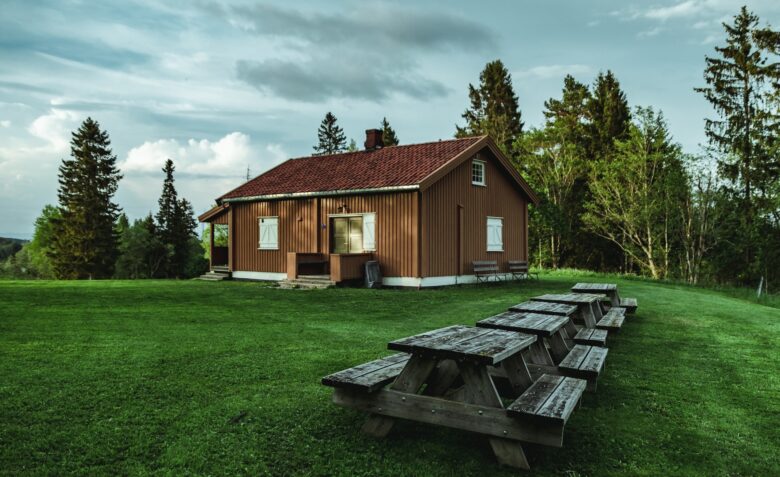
top-left (221, 184), bottom-right (420, 203)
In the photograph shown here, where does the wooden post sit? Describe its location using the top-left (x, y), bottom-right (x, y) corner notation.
top-left (209, 222), bottom-right (215, 270)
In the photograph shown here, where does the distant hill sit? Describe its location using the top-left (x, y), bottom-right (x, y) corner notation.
top-left (0, 237), bottom-right (28, 261)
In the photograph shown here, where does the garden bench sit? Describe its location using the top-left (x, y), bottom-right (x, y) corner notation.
top-left (473, 260), bottom-right (501, 283)
top-left (596, 308), bottom-right (625, 332)
top-left (573, 328), bottom-right (608, 347)
top-left (571, 283), bottom-right (638, 314)
top-left (508, 260), bottom-right (538, 280)
top-left (322, 324), bottom-right (587, 470)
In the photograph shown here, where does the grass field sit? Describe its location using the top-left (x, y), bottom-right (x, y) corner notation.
top-left (1, 276), bottom-right (779, 476)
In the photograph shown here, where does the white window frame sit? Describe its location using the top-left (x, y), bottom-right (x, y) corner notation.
top-left (472, 159), bottom-right (486, 186)
top-left (258, 216), bottom-right (279, 250)
top-left (486, 216), bottom-right (503, 252)
top-left (327, 212), bottom-right (377, 253)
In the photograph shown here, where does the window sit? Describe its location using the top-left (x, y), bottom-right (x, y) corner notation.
top-left (330, 213), bottom-right (376, 253)
top-left (259, 217), bottom-right (278, 250)
top-left (472, 159), bottom-right (486, 186)
top-left (487, 217), bottom-right (503, 252)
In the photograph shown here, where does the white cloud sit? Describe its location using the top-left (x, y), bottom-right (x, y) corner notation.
top-left (645, 1), bottom-right (699, 20)
top-left (638, 26), bottom-right (664, 38)
top-left (27, 108), bottom-right (80, 152)
top-left (0, 120), bottom-right (10, 128)
top-left (514, 64), bottom-right (593, 80)
top-left (121, 132), bottom-right (286, 177)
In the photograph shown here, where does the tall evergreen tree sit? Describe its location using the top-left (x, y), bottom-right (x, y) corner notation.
top-left (155, 159), bottom-right (198, 277)
top-left (456, 59), bottom-right (523, 156)
top-left (50, 117), bottom-right (122, 279)
top-left (588, 70), bottom-right (631, 160)
top-left (695, 6), bottom-right (780, 221)
top-left (313, 112), bottom-right (347, 155)
top-left (381, 117), bottom-right (399, 146)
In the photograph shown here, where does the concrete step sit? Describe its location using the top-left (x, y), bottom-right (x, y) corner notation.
top-left (278, 277), bottom-right (334, 289)
top-left (197, 271), bottom-right (231, 281)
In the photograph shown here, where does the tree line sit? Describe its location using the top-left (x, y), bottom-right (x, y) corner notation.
top-left (2, 119), bottom-right (206, 279)
top-left (459, 6), bottom-right (779, 288)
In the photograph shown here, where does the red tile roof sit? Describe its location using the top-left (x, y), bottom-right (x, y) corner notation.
top-left (219, 137), bottom-right (483, 200)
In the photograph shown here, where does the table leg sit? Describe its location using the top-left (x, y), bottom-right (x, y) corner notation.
top-left (458, 362), bottom-right (530, 470)
top-left (361, 354), bottom-right (437, 438)
top-left (591, 301), bottom-right (604, 320)
top-left (527, 340), bottom-right (555, 366)
top-left (501, 353), bottom-right (534, 395)
top-left (580, 305), bottom-right (597, 328)
top-left (563, 318), bottom-right (578, 338)
top-left (611, 290), bottom-right (621, 307)
top-left (423, 359), bottom-right (461, 397)
top-left (548, 331), bottom-right (571, 363)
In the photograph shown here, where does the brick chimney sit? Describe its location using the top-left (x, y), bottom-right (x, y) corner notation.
top-left (364, 129), bottom-right (384, 150)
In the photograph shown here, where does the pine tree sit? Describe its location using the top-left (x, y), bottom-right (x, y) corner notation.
top-left (381, 117), bottom-right (399, 146)
top-left (587, 70), bottom-right (631, 160)
top-left (313, 112), bottom-right (347, 155)
top-left (456, 59), bottom-right (523, 156)
top-left (695, 6), bottom-right (780, 220)
top-left (50, 117), bottom-right (122, 279)
top-left (155, 159), bottom-right (198, 277)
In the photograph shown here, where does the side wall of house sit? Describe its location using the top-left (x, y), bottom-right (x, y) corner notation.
top-left (229, 191), bottom-right (419, 278)
top-left (420, 147), bottom-right (528, 278)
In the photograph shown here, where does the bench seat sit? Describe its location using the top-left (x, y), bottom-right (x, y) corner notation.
top-left (573, 328), bottom-right (608, 347)
top-left (473, 260), bottom-right (501, 283)
top-left (558, 345), bottom-right (608, 381)
top-left (596, 308), bottom-right (625, 332)
top-left (321, 353), bottom-right (409, 392)
top-left (506, 374), bottom-right (586, 426)
top-left (619, 297), bottom-right (638, 314)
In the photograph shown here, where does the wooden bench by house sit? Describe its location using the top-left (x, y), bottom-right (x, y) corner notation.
top-left (508, 260), bottom-right (538, 280)
top-left (596, 308), bottom-right (625, 332)
top-left (473, 260), bottom-right (501, 283)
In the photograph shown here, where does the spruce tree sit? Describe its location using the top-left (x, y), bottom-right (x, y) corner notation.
top-left (50, 117), bottom-right (122, 279)
top-left (695, 6), bottom-right (780, 220)
top-left (313, 112), bottom-right (347, 155)
top-left (155, 159), bottom-right (198, 277)
top-left (587, 70), bottom-right (631, 161)
top-left (381, 117), bottom-right (399, 146)
top-left (456, 59), bottom-right (523, 156)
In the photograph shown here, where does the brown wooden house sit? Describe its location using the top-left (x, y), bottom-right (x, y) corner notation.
top-left (198, 130), bottom-right (538, 286)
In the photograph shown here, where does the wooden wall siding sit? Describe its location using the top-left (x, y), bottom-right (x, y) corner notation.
top-left (421, 148), bottom-right (528, 277)
top-left (230, 192), bottom-right (418, 277)
top-left (211, 212), bottom-right (229, 224)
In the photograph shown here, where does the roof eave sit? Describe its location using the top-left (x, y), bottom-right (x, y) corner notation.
top-left (221, 184), bottom-right (420, 203)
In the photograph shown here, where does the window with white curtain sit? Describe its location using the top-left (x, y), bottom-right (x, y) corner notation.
top-left (258, 217), bottom-right (278, 250)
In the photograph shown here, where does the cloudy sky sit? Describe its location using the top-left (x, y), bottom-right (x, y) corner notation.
top-left (1, 0), bottom-right (778, 238)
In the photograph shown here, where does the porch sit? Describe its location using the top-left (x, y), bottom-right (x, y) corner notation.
top-left (282, 252), bottom-right (374, 287)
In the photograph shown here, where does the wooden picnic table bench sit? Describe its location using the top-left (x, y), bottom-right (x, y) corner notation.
top-left (508, 260), bottom-right (538, 280)
top-left (473, 260), bottom-right (501, 283)
top-left (322, 324), bottom-right (587, 470)
top-left (477, 312), bottom-right (608, 391)
top-left (531, 293), bottom-right (608, 329)
top-left (571, 283), bottom-right (638, 314)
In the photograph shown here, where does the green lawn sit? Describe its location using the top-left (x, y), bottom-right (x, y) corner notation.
top-left (1, 276), bottom-right (778, 476)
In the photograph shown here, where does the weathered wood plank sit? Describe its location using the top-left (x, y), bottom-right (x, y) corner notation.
top-left (506, 374), bottom-right (586, 426)
top-left (501, 353), bottom-right (534, 396)
top-left (573, 328), bottom-right (608, 347)
top-left (321, 353), bottom-right (410, 392)
top-left (477, 312), bottom-right (568, 338)
top-left (509, 301), bottom-right (577, 316)
top-left (620, 297), bottom-right (638, 313)
top-left (332, 388), bottom-right (564, 447)
top-left (596, 309), bottom-right (625, 331)
top-left (558, 345), bottom-right (608, 380)
top-left (548, 332), bottom-right (571, 363)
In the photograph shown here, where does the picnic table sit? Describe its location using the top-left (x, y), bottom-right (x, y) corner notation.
top-left (571, 283), bottom-right (638, 313)
top-left (509, 300), bottom-right (609, 347)
top-left (322, 324), bottom-right (587, 470)
top-left (531, 293), bottom-right (607, 328)
top-left (476, 312), bottom-right (609, 391)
